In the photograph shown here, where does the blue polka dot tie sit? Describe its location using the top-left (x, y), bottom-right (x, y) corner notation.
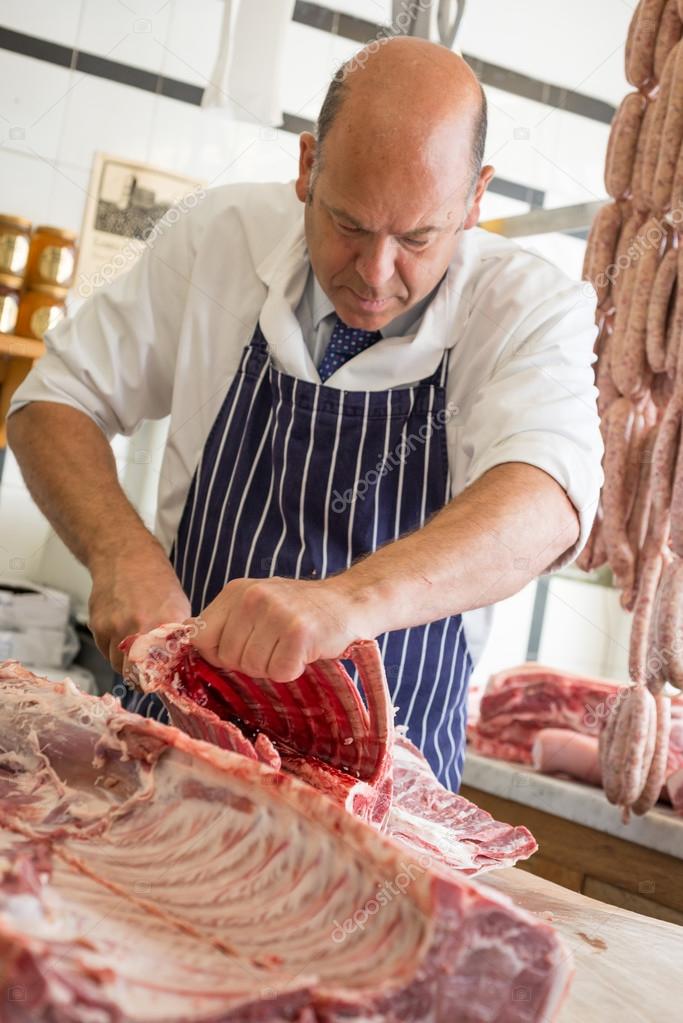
top-left (318, 315), bottom-right (382, 383)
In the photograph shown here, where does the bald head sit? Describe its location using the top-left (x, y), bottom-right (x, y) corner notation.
top-left (295, 36), bottom-right (494, 332)
top-left (315, 37), bottom-right (487, 198)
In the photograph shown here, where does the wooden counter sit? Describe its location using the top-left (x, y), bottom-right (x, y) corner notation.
top-left (484, 866), bottom-right (683, 1022)
top-left (462, 753), bottom-right (683, 926)
top-left (0, 334), bottom-right (45, 447)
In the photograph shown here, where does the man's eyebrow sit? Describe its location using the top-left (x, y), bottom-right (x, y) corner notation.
top-left (325, 203), bottom-right (445, 237)
top-left (326, 204), bottom-right (366, 228)
top-left (404, 223), bottom-right (444, 237)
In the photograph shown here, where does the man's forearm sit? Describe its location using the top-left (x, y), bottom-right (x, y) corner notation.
top-left (342, 462), bottom-right (580, 633)
top-left (7, 402), bottom-right (162, 572)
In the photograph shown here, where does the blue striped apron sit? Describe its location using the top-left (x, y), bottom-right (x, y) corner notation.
top-left (126, 323), bottom-right (472, 790)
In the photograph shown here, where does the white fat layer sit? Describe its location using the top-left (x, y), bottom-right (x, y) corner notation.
top-left (0, 669), bottom-right (436, 1020)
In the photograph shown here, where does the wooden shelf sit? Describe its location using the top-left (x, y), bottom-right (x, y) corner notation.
top-left (0, 334), bottom-right (45, 360)
top-left (461, 783), bottom-right (683, 925)
top-left (0, 335), bottom-right (44, 448)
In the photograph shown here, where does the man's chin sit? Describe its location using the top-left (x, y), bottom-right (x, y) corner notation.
top-left (337, 289), bottom-right (399, 329)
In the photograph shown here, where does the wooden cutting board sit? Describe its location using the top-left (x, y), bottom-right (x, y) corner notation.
top-left (481, 867), bottom-right (683, 1022)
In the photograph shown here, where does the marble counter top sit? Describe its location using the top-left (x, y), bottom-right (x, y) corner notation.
top-left (462, 751), bottom-right (682, 860)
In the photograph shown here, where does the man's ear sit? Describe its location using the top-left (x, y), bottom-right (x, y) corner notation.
top-left (295, 132), bottom-right (317, 203)
top-left (463, 164), bottom-right (496, 230)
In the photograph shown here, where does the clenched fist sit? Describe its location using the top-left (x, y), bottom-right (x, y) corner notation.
top-left (192, 575), bottom-right (381, 682)
top-left (89, 544), bottom-right (190, 673)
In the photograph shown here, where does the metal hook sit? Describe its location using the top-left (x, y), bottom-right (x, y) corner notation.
top-left (437, 0), bottom-right (465, 48)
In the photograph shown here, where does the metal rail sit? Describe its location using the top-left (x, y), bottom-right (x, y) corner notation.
top-left (480, 200), bottom-right (606, 239)
top-left (292, 2), bottom-right (616, 125)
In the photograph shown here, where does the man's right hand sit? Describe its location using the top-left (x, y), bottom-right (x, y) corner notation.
top-left (88, 546), bottom-right (191, 674)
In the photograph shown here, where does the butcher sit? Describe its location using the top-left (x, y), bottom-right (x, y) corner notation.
top-left (7, 37), bottom-right (602, 791)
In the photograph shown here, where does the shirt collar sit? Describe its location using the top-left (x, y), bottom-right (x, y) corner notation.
top-left (309, 272), bottom-right (335, 328)
top-left (309, 270), bottom-right (444, 338)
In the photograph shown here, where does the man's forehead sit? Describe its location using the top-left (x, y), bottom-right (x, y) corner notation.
top-left (318, 185), bottom-right (463, 236)
top-left (316, 141), bottom-right (468, 224)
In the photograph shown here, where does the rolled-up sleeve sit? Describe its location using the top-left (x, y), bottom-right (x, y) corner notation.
top-left (461, 281), bottom-right (603, 570)
top-left (9, 203), bottom-right (198, 439)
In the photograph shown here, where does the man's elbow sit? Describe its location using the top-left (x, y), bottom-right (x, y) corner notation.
top-left (5, 405), bottom-right (31, 452)
top-left (543, 490), bottom-right (581, 571)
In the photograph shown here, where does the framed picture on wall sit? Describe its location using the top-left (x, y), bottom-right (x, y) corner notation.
top-left (75, 153), bottom-right (205, 300)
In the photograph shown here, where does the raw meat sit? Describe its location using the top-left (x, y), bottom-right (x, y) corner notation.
top-left (531, 729), bottom-right (602, 787)
top-left (125, 624), bottom-right (394, 828)
top-left (0, 662), bottom-right (573, 1022)
top-left (470, 663), bottom-right (683, 816)
top-left (669, 767), bottom-right (683, 810)
top-left (468, 663), bottom-right (619, 764)
top-left (386, 736), bottom-right (537, 874)
top-left (665, 700), bottom-right (683, 808)
top-left (126, 625), bottom-right (537, 876)
top-left (669, 699), bottom-right (683, 772)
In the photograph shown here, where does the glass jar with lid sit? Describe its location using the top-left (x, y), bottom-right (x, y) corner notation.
top-left (25, 225), bottom-right (77, 289)
top-left (0, 215), bottom-right (31, 278)
top-left (0, 273), bottom-right (22, 335)
top-left (16, 285), bottom-right (67, 340)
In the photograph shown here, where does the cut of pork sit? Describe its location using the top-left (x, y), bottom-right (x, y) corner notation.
top-left (669, 768), bottom-right (683, 812)
top-left (531, 729), bottom-right (602, 787)
top-left (668, 701), bottom-right (683, 777)
top-left (125, 624), bottom-right (394, 828)
top-left (125, 625), bottom-right (537, 872)
top-left (469, 663), bottom-right (683, 816)
top-left (386, 736), bottom-right (537, 874)
top-left (468, 663), bottom-right (618, 764)
top-left (0, 663), bottom-right (573, 1022)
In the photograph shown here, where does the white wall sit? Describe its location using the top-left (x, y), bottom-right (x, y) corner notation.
top-left (0, 1), bottom-right (633, 675)
top-left (0, 0), bottom-right (628, 229)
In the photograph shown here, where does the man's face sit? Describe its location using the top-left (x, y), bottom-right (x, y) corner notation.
top-left (295, 128), bottom-right (491, 331)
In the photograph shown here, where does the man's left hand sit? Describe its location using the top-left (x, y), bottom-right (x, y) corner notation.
top-left (191, 576), bottom-right (377, 682)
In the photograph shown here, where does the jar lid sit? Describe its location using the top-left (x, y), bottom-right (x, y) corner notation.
top-left (34, 225), bottom-right (77, 242)
top-left (28, 283), bottom-right (68, 300)
top-left (0, 272), bottom-right (24, 290)
top-left (0, 214), bottom-right (32, 232)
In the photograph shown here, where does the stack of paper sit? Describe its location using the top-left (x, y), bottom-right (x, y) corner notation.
top-left (0, 579), bottom-right (75, 668)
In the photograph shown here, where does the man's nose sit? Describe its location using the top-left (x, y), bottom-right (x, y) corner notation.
top-left (355, 237), bottom-right (395, 290)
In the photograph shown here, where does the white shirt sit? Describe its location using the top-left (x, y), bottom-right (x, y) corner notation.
top-left (10, 180), bottom-right (602, 664)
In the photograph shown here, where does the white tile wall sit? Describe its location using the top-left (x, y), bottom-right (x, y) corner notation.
top-left (478, 191), bottom-right (528, 221)
top-left (0, 1), bottom-right (631, 679)
top-left (0, 3), bottom-right (615, 230)
top-left (519, 232), bottom-right (586, 282)
top-left (458, 0), bottom-right (632, 106)
top-left (470, 583), bottom-right (538, 690)
top-left (210, 123), bottom-right (299, 186)
top-left (0, 451), bottom-right (53, 582)
top-left (161, 0), bottom-right (225, 87)
top-left (57, 74), bottom-right (158, 168)
top-left (44, 164), bottom-right (93, 233)
top-left (539, 577), bottom-right (631, 681)
top-left (316, 0), bottom-right (392, 21)
top-left (148, 94), bottom-right (233, 179)
top-left (1, 0), bottom-right (83, 49)
top-left (483, 86), bottom-right (608, 207)
top-left (282, 23), bottom-right (337, 122)
top-left (76, 0), bottom-right (173, 73)
top-left (0, 149), bottom-right (56, 225)
top-left (0, 53), bottom-right (74, 162)
top-left (147, 96), bottom-right (300, 187)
